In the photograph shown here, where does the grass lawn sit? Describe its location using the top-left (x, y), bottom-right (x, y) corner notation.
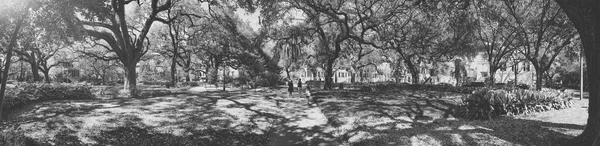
top-left (0, 86), bottom-right (586, 146)
top-left (1, 86), bottom-right (338, 145)
top-left (315, 89), bottom-right (585, 146)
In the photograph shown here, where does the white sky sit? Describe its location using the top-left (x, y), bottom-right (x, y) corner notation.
top-left (235, 8), bottom-right (261, 31)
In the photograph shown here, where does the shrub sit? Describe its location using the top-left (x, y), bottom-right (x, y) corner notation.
top-left (143, 81), bottom-right (168, 86)
top-left (0, 131), bottom-right (38, 146)
top-left (454, 88), bottom-right (573, 120)
top-left (94, 86), bottom-right (120, 99)
top-left (179, 82), bottom-right (199, 87)
top-left (252, 72), bottom-right (283, 87)
top-left (356, 83), bottom-right (479, 94)
top-left (516, 84), bottom-right (530, 89)
top-left (1, 83), bottom-right (95, 111)
top-left (137, 90), bottom-right (172, 98)
top-left (34, 84), bottom-right (95, 100)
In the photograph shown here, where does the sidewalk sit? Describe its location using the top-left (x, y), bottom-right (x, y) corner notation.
top-left (563, 89), bottom-right (589, 99)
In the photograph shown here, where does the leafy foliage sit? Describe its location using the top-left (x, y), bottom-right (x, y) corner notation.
top-left (2, 84), bottom-right (95, 111)
top-left (179, 81), bottom-right (199, 87)
top-left (454, 88), bottom-right (573, 120)
top-left (0, 130), bottom-right (38, 146)
top-left (355, 82), bottom-right (480, 94)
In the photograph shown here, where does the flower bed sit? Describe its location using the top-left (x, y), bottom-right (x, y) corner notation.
top-left (453, 88), bottom-right (573, 120)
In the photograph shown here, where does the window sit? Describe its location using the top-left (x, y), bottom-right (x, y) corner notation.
top-left (481, 72), bottom-right (489, 77)
top-left (523, 63), bottom-right (530, 71)
top-left (66, 69), bottom-right (79, 77)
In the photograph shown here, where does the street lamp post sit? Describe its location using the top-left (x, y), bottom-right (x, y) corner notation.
top-left (580, 49), bottom-right (584, 100)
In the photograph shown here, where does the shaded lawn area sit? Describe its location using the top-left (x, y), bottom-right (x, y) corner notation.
top-left (1, 88), bottom-right (338, 146)
top-left (314, 89), bottom-right (584, 146)
top-left (0, 86), bottom-right (586, 146)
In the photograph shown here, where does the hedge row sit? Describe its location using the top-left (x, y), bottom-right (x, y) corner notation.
top-left (179, 82), bottom-right (199, 87)
top-left (453, 88), bottom-right (573, 120)
top-left (3, 84), bottom-right (95, 111)
top-left (142, 81), bottom-right (200, 87)
top-left (358, 83), bottom-right (482, 94)
top-left (305, 81), bottom-right (535, 94)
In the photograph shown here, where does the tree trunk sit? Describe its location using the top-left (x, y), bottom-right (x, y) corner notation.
top-left (222, 68), bottom-right (226, 91)
top-left (324, 58), bottom-right (335, 90)
top-left (454, 60), bottom-right (462, 86)
top-left (171, 50), bottom-right (177, 87)
top-left (0, 13), bottom-right (25, 121)
top-left (535, 67), bottom-right (543, 90)
top-left (124, 62), bottom-right (138, 98)
top-left (554, 1), bottom-right (598, 144)
top-left (488, 66), bottom-right (498, 85)
top-left (359, 70), bottom-right (364, 82)
top-left (573, 27), bottom-right (600, 145)
top-left (42, 70), bottom-right (50, 83)
top-left (184, 69), bottom-right (190, 82)
top-left (405, 60), bottom-right (419, 84)
top-left (18, 62), bottom-right (24, 82)
top-left (102, 72), bottom-right (106, 85)
top-left (513, 64), bottom-right (518, 86)
top-left (123, 74), bottom-right (128, 90)
top-left (209, 61), bottom-right (220, 86)
top-left (28, 55), bottom-right (40, 82)
top-left (350, 72), bottom-right (356, 83)
top-left (205, 67), bottom-right (210, 83)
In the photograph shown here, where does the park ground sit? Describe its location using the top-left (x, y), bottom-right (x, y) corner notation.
top-left (0, 85), bottom-right (588, 146)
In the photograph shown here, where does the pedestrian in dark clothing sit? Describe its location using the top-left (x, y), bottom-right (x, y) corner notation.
top-left (298, 78), bottom-right (302, 90)
top-left (287, 79), bottom-right (294, 98)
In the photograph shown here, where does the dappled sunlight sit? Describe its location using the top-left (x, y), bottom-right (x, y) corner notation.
top-left (0, 87), bottom-right (585, 145)
top-left (2, 88), bottom-right (341, 145)
top-left (317, 90), bottom-right (582, 145)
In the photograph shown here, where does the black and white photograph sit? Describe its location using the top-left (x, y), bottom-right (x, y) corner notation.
top-left (0, 0), bottom-right (596, 145)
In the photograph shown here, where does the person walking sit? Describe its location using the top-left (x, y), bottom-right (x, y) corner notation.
top-left (287, 79), bottom-right (294, 98)
top-left (297, 78), bottom-right (302, 91)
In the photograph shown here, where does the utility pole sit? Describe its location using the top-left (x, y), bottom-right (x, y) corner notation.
top-left (222, 68), bottom-right (226, 91)
top-left (580, 50), bottom-right (584, 100)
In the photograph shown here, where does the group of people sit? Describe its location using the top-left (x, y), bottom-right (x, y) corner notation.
top-left (286, 78), bottom-right (313, 105)
top-left (287, 78), bottom-right (302, 97)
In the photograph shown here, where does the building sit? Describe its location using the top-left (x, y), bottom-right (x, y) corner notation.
top-left (294, 52), bottom-right (537, 86)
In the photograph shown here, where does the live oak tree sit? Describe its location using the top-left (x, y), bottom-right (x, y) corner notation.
top-left (68, 0), bottom-right (173, 97)
top-left (156, 0), bottom-right (207, 85)
top-left (206, 2), bottom-right (282, 87)
top-left (504, 0), bottom-right (577, 90)
top-left (380, 5), bottom-right (475, 84)
top-left (553, 0), bottom-right (600, 145)
top-left (14, 34), bottom-right (43, 82)
top-left (0, 0), bottom-right (30, 121)
top-left (281, 0), bottom-right (403, 89)
top-left (14, 26), bottom-right (71, 83)
top-left (272, 24), bottom-right (312, 80)
top-left (339, 41), bottom-right (379, 83)
top-left (472, 1), bottom-right (518, 84)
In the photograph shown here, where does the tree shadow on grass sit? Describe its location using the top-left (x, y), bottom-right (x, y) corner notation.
top-left (4, 89), bottom-right (342, 145)
top-left (350, 117), bottom-right (581, 146)
top-left (315, 90), bottom-right (582, 145)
